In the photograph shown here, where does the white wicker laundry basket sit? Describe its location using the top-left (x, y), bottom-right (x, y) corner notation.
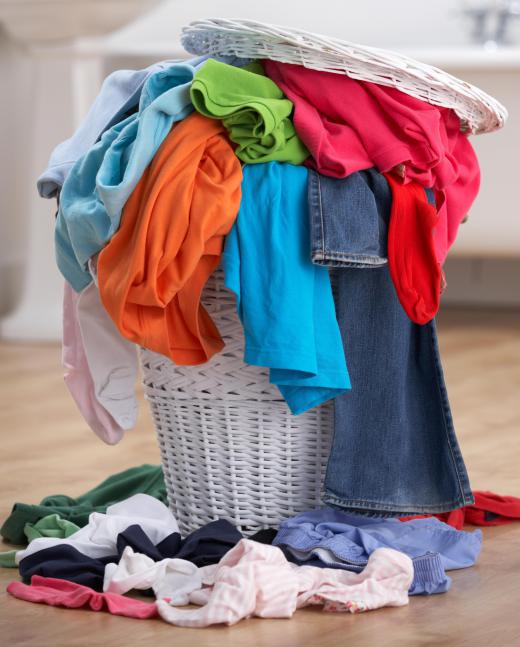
top-left (141, 269), bottom-right (333, 535)
top-left (140, 19), bottom-right (507, 535)
top-left (181, 18), bottom-right (507, 134)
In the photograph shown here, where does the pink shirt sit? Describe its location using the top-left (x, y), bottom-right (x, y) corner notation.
top-left (263, 60), bottom-right (480, 263)
top-left (157, 539), bottom-right (413, 627)
top-left (7, 576), bottom-right (158, 620)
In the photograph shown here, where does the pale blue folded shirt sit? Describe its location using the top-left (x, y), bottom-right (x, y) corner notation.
top-left (273, 508), bottom-right (483, 595)
top-left (55, 58), bottom-right (210, 292)
top-left (37, 58), bottom-right (191, 199)
top-left (223, 162), bottom-right (351, 415)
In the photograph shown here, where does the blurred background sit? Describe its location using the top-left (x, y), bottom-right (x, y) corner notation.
top-left (1, 5), bottom-right (519, 642)
top-left (0, 1), bottom-right (519, 336)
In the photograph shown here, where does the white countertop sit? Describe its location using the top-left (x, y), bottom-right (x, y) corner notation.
top-left (398, 46), bottom-right (520, 70)
top-left (71, 36), bottom-right (520, 71)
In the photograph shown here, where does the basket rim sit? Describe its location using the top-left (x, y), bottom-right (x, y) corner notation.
top-left (181, 17), bottom-right (508, 135)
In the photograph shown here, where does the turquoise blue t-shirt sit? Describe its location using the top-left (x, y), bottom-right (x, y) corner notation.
top-left (55, 59), bottom-right (203, 292)
top-left (223, 162), bottom-right (351, 415)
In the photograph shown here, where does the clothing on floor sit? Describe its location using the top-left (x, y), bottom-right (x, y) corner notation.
top-left (263, 59), bottom-right (480, 263)
top-left (7, 576), bottom-right (158, 620)
top-left (248, 528), bottom-right (278, 545)
top-left (273, 508), bottom-right (482, 596)
top-left (401, 490), bottom-right (520, 530)
top-left (190, 59), bottom-right (309, 164)
top-left (156, 539), bottom-right (413, 627)
top-left (223, 162), bottom-right (350, 415)
top-left (16, 494), bottom-right (178, 564)
top-left (104, 545), bottom-right (202, 604)
top-left (307, 170), bottom-right (473, 514)
top-left (278, 548), bottom-right (449, 596)
top-left (18, 544), bottom-right (111, 590)
top-left (17, 523), bottom-right (184, 591)
top-left (98, 112), bottom-right (242, 366)
top-left (55, 59), bottom-right (205, 292)
top-left (0, 514), bottom-right (80, 568)
top-left (385, 172), bottom-right (442, 324)
top-left (0, 465), bottom-right (166, 545)
top-left (23, 515), bottom-right (80, 543)
top-left (0, 551), bottom-right (17, 568)
top-left (170, 519), bottom-right (243, 566)
top-left (18, 518), bottom-right (243, 591)
top-left (409, 553), bottom-right (450, 595)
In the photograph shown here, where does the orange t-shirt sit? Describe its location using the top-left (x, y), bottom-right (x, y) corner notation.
top-left (98, 112), bottom-right (242, 365)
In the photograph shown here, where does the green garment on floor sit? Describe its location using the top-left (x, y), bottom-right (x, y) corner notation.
top-left (0, 550), bottom-right (16, 568)
top-left (0, 464), bottom-right (166, 545)
top-left (0, 513), bottom-right (80, 568)
top-left (190, 59), bottom-right (309, 164)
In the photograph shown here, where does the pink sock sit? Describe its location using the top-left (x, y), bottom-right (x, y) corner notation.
top-left (7, 576), bottom-right (158, 620)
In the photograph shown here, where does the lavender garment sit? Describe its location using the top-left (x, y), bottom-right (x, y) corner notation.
top-left (274, 508), bottom-right (482, 596)
top-left (37, 59), bottom-right (186, 198)
top-left (38, 55), bottom-right (249, 199)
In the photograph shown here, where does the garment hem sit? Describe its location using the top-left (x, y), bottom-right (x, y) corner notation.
top-left (323, 491), bottom-right (475, 517)
top-left (311, 252), bottom-right (388, 268)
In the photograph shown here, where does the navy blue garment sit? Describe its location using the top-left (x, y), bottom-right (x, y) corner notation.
top-left (273, 508), bottom-right (483, 596)
top-left (116, 524), bottom-right (181, 561)
top-left (19, 524), bottom-right (168, 591)
top-left (18, 544), bottom-right (111, 591)
top-left (174, 519), bottom-right (242, 566)
top-left (249, 528), bottom-right (278, 545)
top-left (307, 168), bottom-right (474, 517)
top-left (19, 520), bottom-right (242, 591)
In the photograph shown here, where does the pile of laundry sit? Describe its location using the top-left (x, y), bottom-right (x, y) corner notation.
top-left (37, 53), bottom-right (482, 518)
top-left (3, 465), bottom-right (520, 627)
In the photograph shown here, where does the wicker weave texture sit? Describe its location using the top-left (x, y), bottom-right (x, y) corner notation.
top-left (141, 270), bottom-right (333, 535)
top-left (181, 17), bottom-right (507, 135)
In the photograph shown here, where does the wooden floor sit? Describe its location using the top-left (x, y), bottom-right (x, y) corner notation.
top-left (1, 307), bottom-right (520, 646)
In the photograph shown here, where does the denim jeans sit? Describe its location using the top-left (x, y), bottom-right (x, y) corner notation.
top-left (310, 168), bottom-right (390, 268)
top-left (308, 169), bottom-right (474, 516)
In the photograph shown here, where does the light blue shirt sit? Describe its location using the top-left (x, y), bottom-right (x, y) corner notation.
top-left (55, 59), bottom-right (204, 291)
top-left (274, 508), bottom-right (483, 595)
top-left (38, 58), bottom-right (188, 199)
top-left (95, 63), bottom-right (199, 227)
top-left (223, 162), bottom-right (350, 415)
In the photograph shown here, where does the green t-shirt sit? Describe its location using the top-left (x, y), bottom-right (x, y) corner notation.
top-left (190, 59), bottom-right (309, 165)
top-left (0, 464), bottom-right (166, 545)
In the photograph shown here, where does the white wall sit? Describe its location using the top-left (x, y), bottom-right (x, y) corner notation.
top-left (1, 0), bottom-right (519, 324)
top-left (0, 32), bottom-right (32, 315)
top-left (107, 0), bottom-right (476, 49)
